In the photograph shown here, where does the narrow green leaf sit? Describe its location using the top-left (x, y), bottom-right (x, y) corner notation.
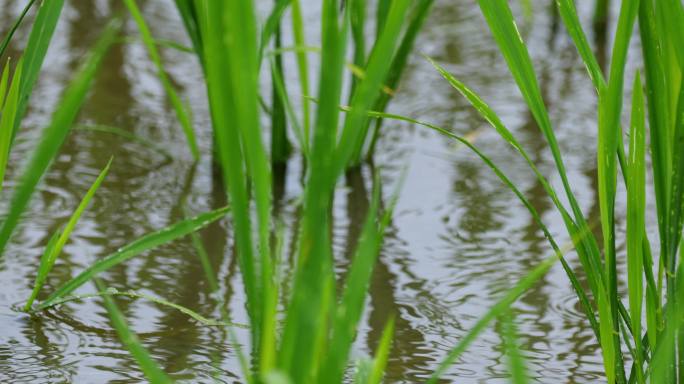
top-left (277, 0), bottom-right (348, 377)
top-left (196, 0), bottom-right (271, 351)
top-left (0, 18), bottom-right (121, 256)
top-left (124, 0), bottom-right (199, 160)
top-left (15, 0), bottom-right (66, 140)
top-left (259, 0), bottom-right (292, 66)
top-left (321, 173), bottom-right (391, 383)
top-left (391, 60), bottom-right (605, 339)
top-left (268, 0), bottom-right (292, 164)
top-left (24, 158), bottom-right (112, 311)
top-left (0, 0), bottom-right (37, 58)
top-left (94, 279), bottom-right (174, 384)
top-left (42, 287), bottom-right (247, 328)
top-left (270, 57), bottom-right (306, 156)
top-left (367, 317), bottom-right (395, 384)
top-left (473, 4), bottom-right (606, 326)
top-left (0, 59), bottom-right (23, 192)
top-left (172, 0), bottom-right (203, 63)
top-left (595, 2), bottom-right (639, 381)
top-left (502, 313), bottom-right (530, 384)
top-left (340, 0), bottom-right (412, 168)
top-left (290, 0), bottom-right (311, 148)
top-left (367, 0), bottom-right (435, 157)
top-left (428, 255), bottom-right (560, 383)
top-left (0, 59), bottom-right (11, 108)
top-left (554, 0), bottom-right (606, 91)
top-left (626, 72), bottom-right (646, 383)
top-left (36, 206), bottom-right (228, 309)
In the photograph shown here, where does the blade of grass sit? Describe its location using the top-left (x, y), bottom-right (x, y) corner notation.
top-left (172, 0), bottom-right (203, 64)
top-left (124, 0), bottom-right (199, 160)
top-left (375, 62), bottom-right (604, 340)
top-left (596, 2), bottom-right (639, 381)
top-left (14, 0), bottom-right (66, 141)
top-left (554, 0), bottom-right (606, 91)
top-left (0, 0), bottom-right (37, 58)
top-left (290, 0), bottom-right (311, 149)
top-left (367, 0), bottom-right (435, 158)
top-left (197, 0), bottom-right (258, 342)
top-left (42, 287), bottom-right (247, 328)
top-left (367, 317), bottom-right (395, 384)
top-left (36, 206), bottom-right (228, 310)
top-left (258, 0), bottom-right (292, 67)
top-left (474, 1), bottom-right (633, 380)
top-left (270, 57), bottom-right (306, 156)
top-left (0, 59), bottom-right (10, 108)
top-left (320, 172), bottom-right (397, 383)
top-left (340, 0), bottom-right (412, 168)
top-left (639, 1), bottom-right (670, 302)
top-left (626, 72), bottom-right (646, 383)
top-left (649, 263), bottom-right (684, 383)
top-left (0, 18), bottom-right (121, 256)
top-left (473, 4), bottom-right (606, 318)
top-left (269, 0), bottom-right (292, 164)
top-left (258, 225), bottom-right (285, 378)
top-left (349, 0), bottom-right (367, 97)
top-left (376, 0), bottom-right (390, 40)
top-left (276, 0), bottom-right (348, 377)
top-left (427, 254), bottom-right (560, 383)
top-left (24, 158), bottom-right (112, 311)
top-left (0, 59), bottom-right (23, 192)
top-left (197, 0), bottom-right (271, 350)
top-left (94, 278), bottom-right (173, 384)
top-left (502, 313), bottom-right (530, 384)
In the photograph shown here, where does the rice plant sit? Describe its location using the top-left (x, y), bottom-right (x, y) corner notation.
top-left (419, 0), bottom-right (684, 382)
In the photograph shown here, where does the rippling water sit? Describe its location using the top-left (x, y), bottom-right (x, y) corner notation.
top-left (0, 0), bottom-right (649, 382)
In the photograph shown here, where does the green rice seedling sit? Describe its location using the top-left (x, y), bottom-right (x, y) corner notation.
top-left (93, 278), bottom-right (174, 384)
top-left (270, 57), bottom-right (307, 156)
top-left (289, 0), bottom-right (311, 149)
top-left (124, 0), bottom-right (199, 160)
top-left (35, 206), bottom-right (228, 310)
top-left (41, 285), bottom-right (246, 329)
top-left (0, 0), bottom-right (66, 188)
top-left (0, 17), bottom-right (120, 256)
top-left (14, 0), bottom-right (66, 141)
top-left (351, 316), bottom-right (396, 384)
top-left (170, 0), bottom-right (430, 171)
top-left (0, 58), bottom-right (23, 191)
top-left (366, 0), bottom-right (436, 158)
top-left (196, 0), bottom-right (271, 349)
top-left (24, 158), bottom-right (112, 311)
top-left (173, 2), bottom-right (406, 382)
top-left (365, 316), bottom-right (395, 384)
top-left (341, 0), bottom-right (411, 168)
top-left (626, 71), bottom-right (646, 381)
top-left (172, 0), bottom-right (202, 62)
top-left (0, 0), bottom-right (37, 58)
top-left (411, 0), bottom-right (684, 382)
top-left (429, 254), bottom-right (560, 383)
top-left (502, 313), bottom-right (531, 384)
top-left (264, 0), bottom-right (293, 164)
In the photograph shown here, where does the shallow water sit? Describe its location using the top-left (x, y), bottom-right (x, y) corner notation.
top-left (0, 0), bottom-right (650, 383)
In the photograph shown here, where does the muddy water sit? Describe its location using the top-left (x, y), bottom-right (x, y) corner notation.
top-left (0, 0), bottom-right (646, 382)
